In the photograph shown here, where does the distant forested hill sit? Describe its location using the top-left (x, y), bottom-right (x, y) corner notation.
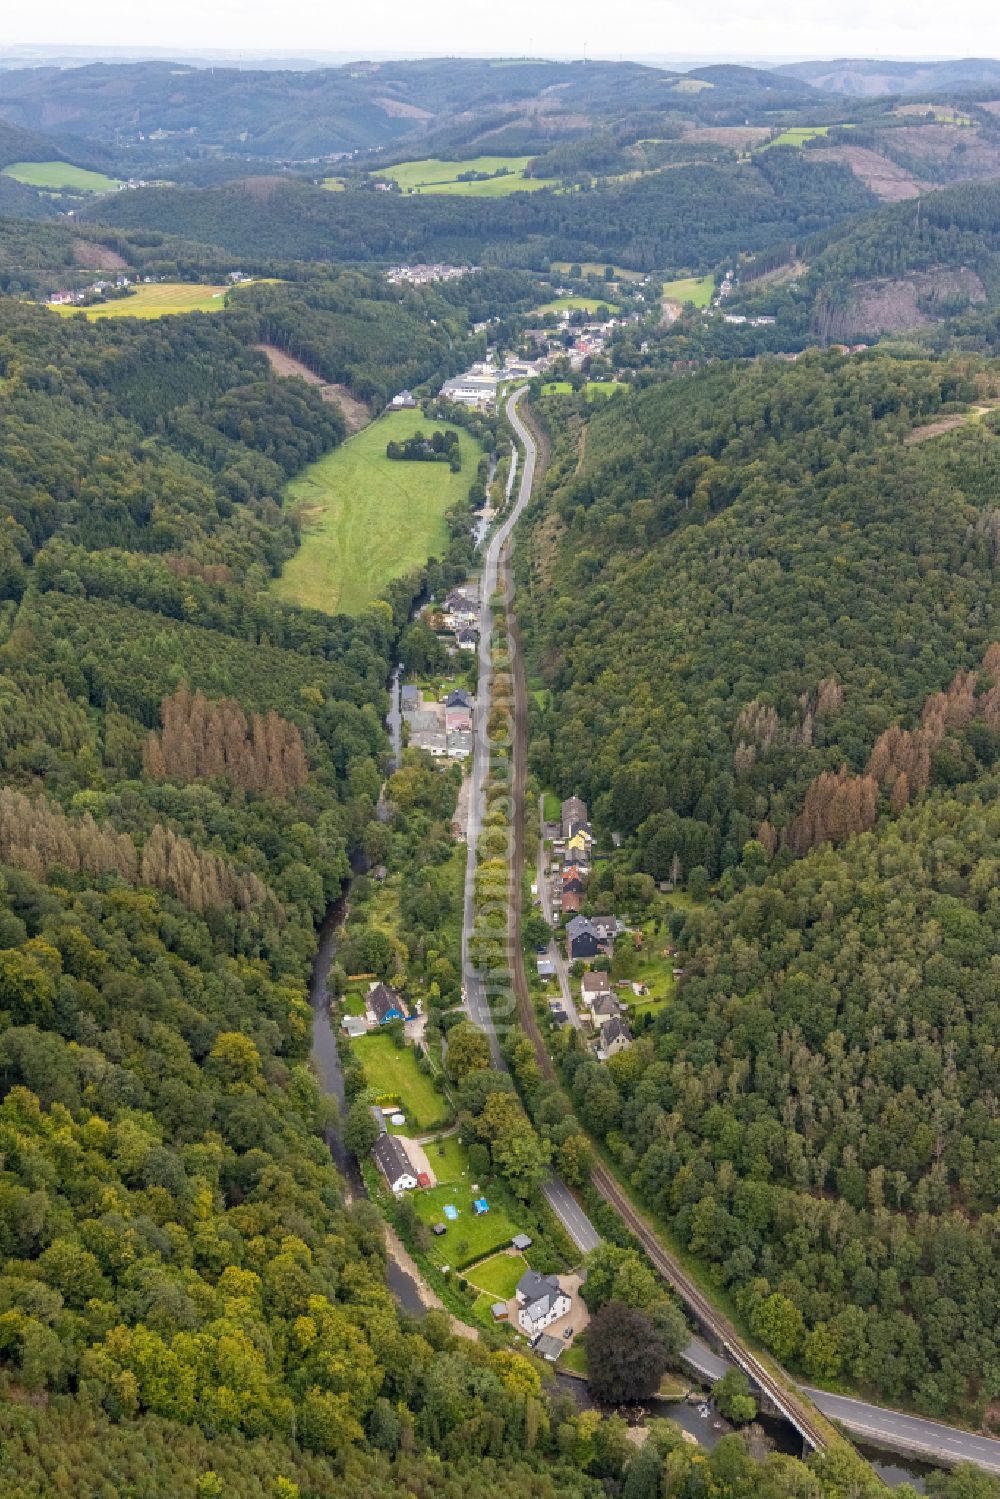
top-left (0, 56), bottom-right (820, 160)
top-left (776, 55), bottom-right (1000, 96)
top-left (89, 153), bottom-right (875, 273)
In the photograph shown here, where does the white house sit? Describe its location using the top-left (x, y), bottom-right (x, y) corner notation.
top-left (372, 1134), bottom-right (418, 1192)
top-left (516, 1269), bottom-right (571, 1335)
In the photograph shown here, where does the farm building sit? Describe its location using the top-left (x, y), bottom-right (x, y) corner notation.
top-left (367, 982), bottom-right (405, 1025)
top-left (372, 1134), bottom-right (419, 1193)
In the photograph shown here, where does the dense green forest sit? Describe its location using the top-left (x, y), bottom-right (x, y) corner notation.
top-left (518, 349), bottom-right (1000, 1420)
top-left (0, 275), bottom-right (667, 1495)
top-left (88, 153), bottom-right (875, 274)
top-left (563, 768), bottom-right (1000, 1419)
top-left (521, 351), bottom-right (1000, 871)
top-left (0, 227), bottom-right (954, 1499)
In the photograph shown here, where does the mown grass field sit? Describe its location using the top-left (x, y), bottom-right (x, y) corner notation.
top-left (273, 411), bottom-right (484, 615)
top-left (585, 381), bottom-right (625, 400)
top-left (534, 295), bottom-right (620, 317)
top-left (467, 1251), bottom-right (527, 1299)
top-left (3, 160), bottom-right (123, 193)
top-left (51, 282), bottom-right (265, 320)
top-left (351, 1032), bottom-right (450, 1131)
top-left (661, 274), bottom-right (715, 308)
top-left (372, 155), bottom-right (554, 196)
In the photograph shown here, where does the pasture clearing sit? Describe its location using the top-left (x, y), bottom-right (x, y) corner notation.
top-left (272, 411), bottom-right (484, 615)
top-left (661, 274), bottom-right (715, 308)
top-left (533, 295), bottom-right (620, 317)
top-left (351, 1032), bottom-right (450, 1132)
top-left (551, 261), bottom-right (646, 281)
top-left (585, 381), bottom-right (625, 400)
top-left (541, 381), bottom-right (574, 396)
top-left (372, 155), bottom-right (554, 195)
top-left (760, 124), bottom-right (853, 150)
top-left (51, 281), bottom-right (268, 320)
top-left (3, 160), bottom-right (123, 193)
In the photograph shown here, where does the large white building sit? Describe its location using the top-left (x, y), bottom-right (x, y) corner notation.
top-left (516, 1269), bottom-right (571, 1335)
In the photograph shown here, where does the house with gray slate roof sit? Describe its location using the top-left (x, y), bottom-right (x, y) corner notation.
top-left (515, 1269), bottom-right (571, 1335)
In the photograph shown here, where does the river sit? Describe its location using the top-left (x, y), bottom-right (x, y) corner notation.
top-left (310, 892), bottom-right (934, 1482)
top-left (552, 1376), bottom-right (931, 1487)
top-left (308, 891), bottom-right (425, 1314)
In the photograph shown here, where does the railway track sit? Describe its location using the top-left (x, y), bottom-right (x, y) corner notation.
top-left (502, 394), bottom-right (832, 1455)
top-left (589, 1160), bottom-right (830, 1449)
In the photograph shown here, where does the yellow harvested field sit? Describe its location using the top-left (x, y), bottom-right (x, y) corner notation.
top-left (51, 281), bottom-right (267, 319)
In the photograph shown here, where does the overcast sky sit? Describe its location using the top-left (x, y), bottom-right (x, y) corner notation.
top-left (4, 0), bottom-right (1000, 64)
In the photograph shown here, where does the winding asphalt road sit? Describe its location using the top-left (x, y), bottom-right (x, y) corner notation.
top-left (458, 390), bottom-right (1000, 1477)
top-left (804, 1390), bottom-right (1000, 1476)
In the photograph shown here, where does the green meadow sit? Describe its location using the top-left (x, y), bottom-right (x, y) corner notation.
top-left (661, 274), bottom-right (715, 308)
top-left (760, 125), bottom-right (853, 150)
top-left (533, 295), bottom-right (620, 317)
top-left (273, 411), bottom-right (484, 615)
top-left (3, 160), bottom-right (123, 193)
top-left (372, 155), bottom-right (554, 195)
top-left (350, 1032), bottom-right (450, 1132)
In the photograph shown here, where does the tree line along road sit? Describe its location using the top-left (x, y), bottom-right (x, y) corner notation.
top-left (468, 389), bottom-right (1000, 1477)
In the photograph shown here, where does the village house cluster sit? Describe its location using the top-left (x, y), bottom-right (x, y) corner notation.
top-left (401, 682), bottom-right (475, 760)
top-left (385, 263), bottom-right (473, 285)
top-left (47, 273), bottom-right (143, 306)
top-left (545, 796), bottom-right (634, 1062)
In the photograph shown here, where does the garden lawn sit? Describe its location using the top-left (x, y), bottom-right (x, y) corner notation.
top-left (612, 925), bottom-right (678, 1004)
top-left (467, 1251), bottom-right (526, 1300)
top-left (52, 281), bottom-right (269, 319)
top-left (3, 160), bottom-right (123, 193)
top-left (661, 274), bottom-right (714, 308)
top-left (585, 381), bottom-right (625, 400)
top-left (372, 155), bottom-right (554, 195)
top-left (351, 1032), bottom-right (450, 1131)
top-left (542, 791), bottom-right (561, 822)
top-left (341, 988), bottom-right (367, 1016)
top-left (423, 1132), bottom-right (470, 1184)
top-left (273, 412), bottom-right (483, 615)
top-left (414, 1184), bottom-right (521, 1268)
top-left (541, 382), bottom-right (573, 395)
